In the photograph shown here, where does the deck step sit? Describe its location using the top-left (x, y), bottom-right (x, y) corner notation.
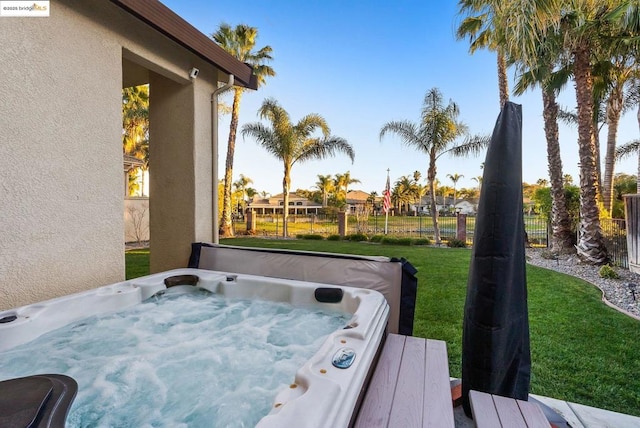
top-left (354, 333), bottom-right (454, 428)
top-left (470, 390), bottom-right (550, 428)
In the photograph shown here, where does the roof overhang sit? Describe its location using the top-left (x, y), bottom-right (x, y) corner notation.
top-left (110, 0), bottom-right (258, 90)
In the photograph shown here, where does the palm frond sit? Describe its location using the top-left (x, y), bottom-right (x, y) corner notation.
top-left (447, 134), bottom-right (490, 158)
top-left (295, 114), bottom-right (330, 138)
top-left (294, 137), bottom-right (355, 165)
top-left (380, 121), bottom-right (423, 150)
top-left (615, 139), bottom-right (640, 160)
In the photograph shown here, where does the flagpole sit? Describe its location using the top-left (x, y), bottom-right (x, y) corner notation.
top-left (384, 169), bottom-right (390, 235)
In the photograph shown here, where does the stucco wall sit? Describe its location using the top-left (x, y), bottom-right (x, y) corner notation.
top-left (0, 0), bottom-right (222, 310)
top-left (124, 198), bottom-right (150, 244)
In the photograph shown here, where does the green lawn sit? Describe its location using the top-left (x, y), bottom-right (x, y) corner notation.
top-left (126, 239), bottom-right (640, 417)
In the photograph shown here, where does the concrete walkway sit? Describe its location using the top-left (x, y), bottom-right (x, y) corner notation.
top-left (451, 384), bottom-right (640, 427)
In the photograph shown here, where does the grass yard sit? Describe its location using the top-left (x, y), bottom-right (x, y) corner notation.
top-left (126, 239), bottom-right (640, 417)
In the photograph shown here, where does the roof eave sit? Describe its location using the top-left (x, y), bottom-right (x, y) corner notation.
top-left (110, 0), bottom-right (257, 90)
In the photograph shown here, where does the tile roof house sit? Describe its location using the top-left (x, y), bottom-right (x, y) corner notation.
top-left (0, 0), bottom-right (256, 310)
top-left (248, 193), bottom-right (323, 215)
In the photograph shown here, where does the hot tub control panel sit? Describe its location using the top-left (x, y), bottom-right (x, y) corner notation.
top-left (332, 348), bottom-right (356, 369)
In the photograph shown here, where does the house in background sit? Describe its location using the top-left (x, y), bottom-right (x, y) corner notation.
top-left (412, 195), bottom-right (456, 215)
top-left (0, 0), bottom-right (256, 310)
top-left (454, 199), bottom-right (478, 215)
top-left (345, 190), bottom-right (371, 214)
top-left (248, 193), bottom-right (323, 215)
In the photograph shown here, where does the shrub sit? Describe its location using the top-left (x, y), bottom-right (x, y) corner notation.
top-left (369, 235), bottom-right (384, 243)
top-left (381, 237), bottom-right (413, 246)
top-left (447, 238), bottom-right (467, 248)
top-left (296, 234), bottom-right (324, 240)
top-left (540, 250), bottom-right (559, 260)
top-left (599, 264), bottom-right (620, 279)
top-left (396, 238), bottom-right (414, 246)
top-left (327, 234), bottom-right (342, 241)
top-left (414, 238), bottom-right (431, 246)
top-left (348, 233), bottom-right (368, 242)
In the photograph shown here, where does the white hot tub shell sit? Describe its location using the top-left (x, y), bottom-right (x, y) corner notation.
top-left (0, 268), bottom-right (389, 427)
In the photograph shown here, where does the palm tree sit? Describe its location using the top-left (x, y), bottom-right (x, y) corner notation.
top-left (315, 174), bottom-right (335, 207)
top-left (601, 56), bottom-right (637, 213)
top-left (472, 176), bottom-right (483, 189)
top-left (457, 0), bottom-right (510, 107)
top-left (380, 88), bottom-right (488, 244)
top-left (232, 174), bottom-right (253, 214)
top-left (512, 45), bottom-right (575, 253)
top-left (367, 191), bottom-right (378, 209)
top-left (447, 173), bottom-right (464, 207)
top-left (212, 23), bottom-right (275, 237)
top-left (336, 171), bottom-right (361, 200)
top-left (241, 98), bottom-right (354, 237)
top-left (395, 175), bottom-right (415, 214)
top-left (502, 1), bottom-right (622, 264)
top-left (122, 85), bottom-right (149, 196)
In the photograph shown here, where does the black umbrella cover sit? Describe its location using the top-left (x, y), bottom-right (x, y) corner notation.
top-left (461, 102), bottom-right (531, 417)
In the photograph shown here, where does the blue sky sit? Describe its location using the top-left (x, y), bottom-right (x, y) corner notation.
top-left (161, 0), bottom-right (639, 196)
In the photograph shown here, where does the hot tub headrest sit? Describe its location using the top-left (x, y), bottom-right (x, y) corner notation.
top-left (0, 374), bottom-right (77, 428)
top-left (164, 274), bottom-right (199, 288)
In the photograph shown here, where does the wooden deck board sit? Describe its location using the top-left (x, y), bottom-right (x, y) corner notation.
top-left (470, 389), bottom-right (502, 427)
top-left (355, 334), bottom-right (454, 428)
top-left (493, 394), bottom-right (528, 428)
top-left (423, 339), bottom-right (454, 427)
top-left (517, 399), bottom-right (551, 427)
top-left (470, 390), bottom-right (551, 428)
top-left (388, 336), bottom-right (426, 427)
top-left (353, 334), bottom-right (405, 428)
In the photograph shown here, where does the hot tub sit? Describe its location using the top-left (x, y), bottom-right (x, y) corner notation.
top-left (0, 268), bottom-right (389, 427)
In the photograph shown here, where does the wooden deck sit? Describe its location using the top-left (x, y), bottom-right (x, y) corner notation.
top-left (354, 333), bottom-right (454, 428)
top-left (469, 390), bottom-right (550, 428)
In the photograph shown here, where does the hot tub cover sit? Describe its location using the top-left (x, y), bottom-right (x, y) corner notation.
top-left (189, 243), bottom-right (417, 335)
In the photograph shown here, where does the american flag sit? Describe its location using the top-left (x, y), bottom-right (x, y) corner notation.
top-left (383, 175), bottom-right (391, 214)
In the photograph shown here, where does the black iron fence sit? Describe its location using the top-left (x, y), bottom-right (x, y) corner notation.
top-left (600, 218), bottom-right (628, 268)
top-left (233, 214), bottom-right (628, 266)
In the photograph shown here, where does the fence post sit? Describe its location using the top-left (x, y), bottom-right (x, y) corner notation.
top-left (338, 210), bottom-right (348, 237)
top-left (246, 210), bottom-right (256, 234)
top-left (456, 213), bottom-right (467, 242)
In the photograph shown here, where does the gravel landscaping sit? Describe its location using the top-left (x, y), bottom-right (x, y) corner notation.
top-left (526, 249), bottom-right (640, 320)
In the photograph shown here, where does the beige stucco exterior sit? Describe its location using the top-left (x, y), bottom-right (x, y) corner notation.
top-left (0, 0), bottom-right (234, 310)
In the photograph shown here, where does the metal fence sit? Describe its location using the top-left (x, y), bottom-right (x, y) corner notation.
top-left (234, 214), bottom-right (628, 266)
top-left (600, 218), bottom-right (628, 268)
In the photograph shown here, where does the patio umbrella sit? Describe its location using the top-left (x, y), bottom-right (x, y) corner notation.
top-left (461, 102), bottom-right (531, 416)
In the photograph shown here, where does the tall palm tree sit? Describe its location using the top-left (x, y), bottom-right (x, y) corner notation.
top-left (502, 1), bottom-right (622, 264)
top-left (457, 0), bottom-right (510, 107)
top-left (315, 174), bottom-right (335, 207)
top-left (447, 173), bottom-right (464, 207)
top-left (241, 98), bottom-right (354, 237)
top-left (380, 88), bottom-right (488, 244)
top-left (212, 23), bottom-right (275, 237)
top-left (512, 44), bottom-right (575, 253)
top-left (601, 55), bottom-right (637, 213)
